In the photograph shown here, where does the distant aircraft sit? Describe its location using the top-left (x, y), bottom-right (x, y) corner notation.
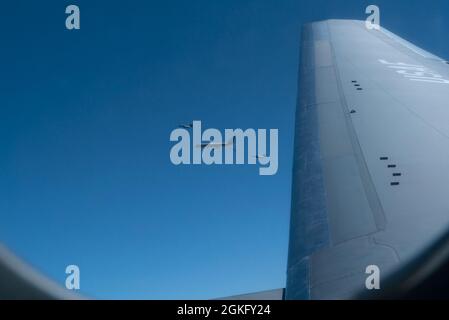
top-left (178, 123), bottom-right (193, 129)
top-left (196, 136), bottom-right (236, 149)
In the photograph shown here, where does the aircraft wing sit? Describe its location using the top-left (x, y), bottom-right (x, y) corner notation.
top-left (286, 20), bottom-right (449, 299)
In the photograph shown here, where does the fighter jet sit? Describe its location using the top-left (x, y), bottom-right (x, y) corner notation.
top-left (178, 123), bottom-right (193, 129)
top-left (196, 136), bottom-right (236, 149)
top-left (252, 154), bottom-right (267, 160)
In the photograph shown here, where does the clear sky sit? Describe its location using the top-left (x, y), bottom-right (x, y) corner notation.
top-left (1, 0), bottom-right (448, 299)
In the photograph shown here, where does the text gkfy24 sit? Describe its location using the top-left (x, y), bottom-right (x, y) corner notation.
top-left (170, 121), bottom-right (278, 176)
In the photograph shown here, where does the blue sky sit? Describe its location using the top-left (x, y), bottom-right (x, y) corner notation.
top-left (0, 0), bottom-right (448, 299)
